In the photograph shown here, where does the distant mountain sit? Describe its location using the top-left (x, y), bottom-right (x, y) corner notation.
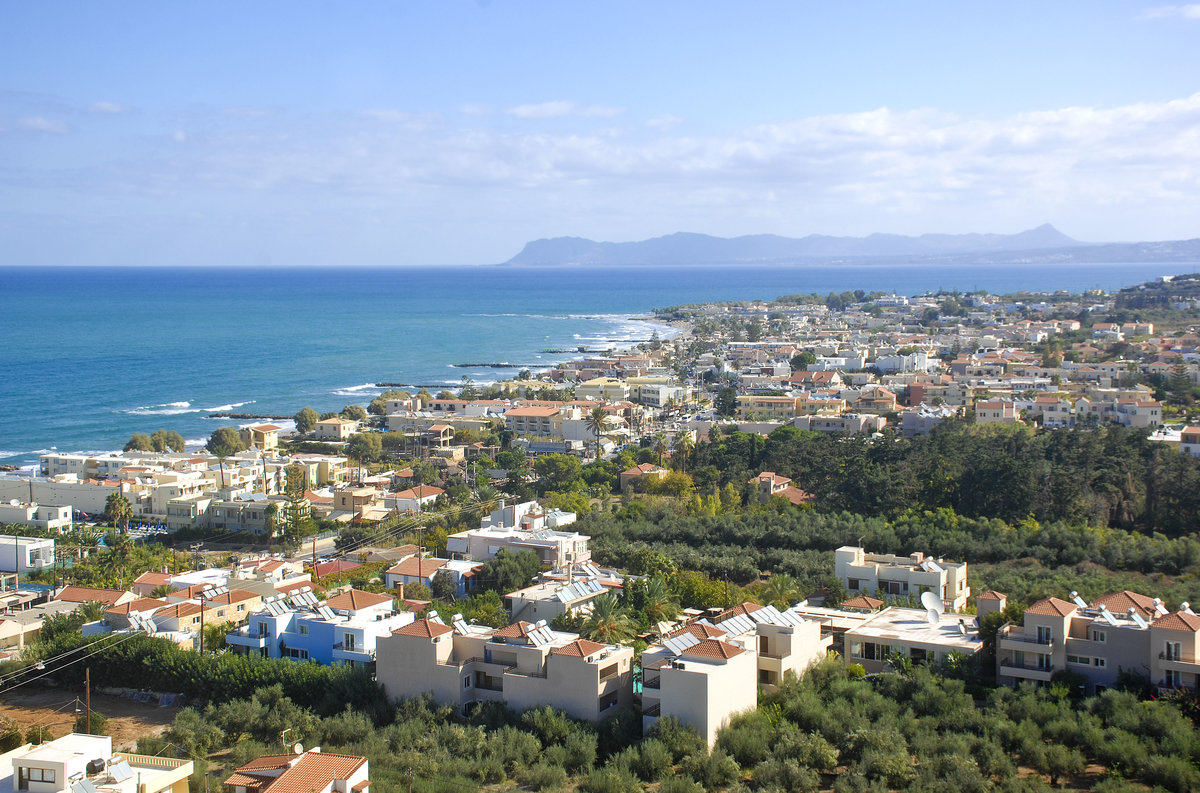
top-left (504, 225), bottom-right (1200, 267)
top-left (503, 224), bottom-right (1085, 266)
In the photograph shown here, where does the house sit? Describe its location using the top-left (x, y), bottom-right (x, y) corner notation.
top-left (0, 534), bottom-right (56, 574)
top-left (996, 589), bottom-right (1200, 693)
top-left (387, 485), bottom-right (444, 514)
top-left (974, 400), bottom-right (1020, 425)
top-left (314, 417), bottom-right (357, 441)
top-left (1181, 426), bottom-right (1200, 458)
top-left (844, 607), bottom-right (983, 672)
top-left (749, 472), bottom-right (811, 506)
top-left (735, 395), bottom-right (797, 421)
top-left (55, 586), bottom-right (138, 609)
top-left (225, 588), bottom-right (412, 668)
top-left (619, 463), bottom-right (668, 492)
top-left (376, 613), bottom-right (634, 722)
top-left (835, 546), bottom-right (970, 611)
top-left (224, 750), bottom-right (368, 793)
top-left (239, 424), bottom-right (281, 451)
top-left (505, 573), bottom-right (623, 624)
top-left (1, 734), bottom-right (192, 793)
top-left (384, 557), bottom-right (484, 598)
top-left (641, 603), bottom-right (831, 745)
top-left (0, 504), bottom-right (72, 533)
top-left (445, 524), bottom-right (589, 568)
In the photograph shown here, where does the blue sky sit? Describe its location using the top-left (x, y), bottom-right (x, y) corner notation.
top-left (2, 2), bottom-right (1199, 266)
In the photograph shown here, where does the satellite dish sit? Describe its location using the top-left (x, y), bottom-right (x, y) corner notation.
top-left (920, 591), bottom-right (944, 614)
top-left (293, 743), bottom-right (304, 755)
top-left (925, 607), bottom-right (941, 625)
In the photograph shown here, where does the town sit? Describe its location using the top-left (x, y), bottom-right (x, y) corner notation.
top-left (4, 275), bottom-right (1200, 793)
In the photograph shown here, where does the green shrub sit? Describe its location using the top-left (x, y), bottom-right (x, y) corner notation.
top-left (517, 762), bottom-right (568, 792)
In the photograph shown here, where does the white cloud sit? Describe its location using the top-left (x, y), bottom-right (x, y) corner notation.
top-left (16, 116), bottom-right (69, 133)
top-left (506, 101), bottom-right (624, 119)
top-left (647, 114), bottom-right (684, 131)
top-left (1138, 4), bottom-right (1200, 19)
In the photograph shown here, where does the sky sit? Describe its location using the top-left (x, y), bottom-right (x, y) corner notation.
top-left (1, 1), bottom-right (1199, 266)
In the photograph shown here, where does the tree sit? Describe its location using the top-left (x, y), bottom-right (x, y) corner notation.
top-left (673, 432), bottom-right (694, 472)
top-left (104, 492), bottom-right (133, 533)
top-left (123, 433), bottom-right (153, 452)
top-left (341, 404), bottom-right (367, 422)
top-left (282, 464), bottom-right (314, 542)
top-left (652, 431), bottom-right (669, 466)
top-left (369, 389), bottom-right (410, 416)
top-left (534, 453), bottom-right (583, 493)
top-left (150, 429), bottom-right (186, 452)
top-left (294, 406), bottom-right (319, 434)
top-left (790, 352), bottom-right (817, 371)
top-left (206, 427), bottom-right (246, 491)
top-left (580, 593), bottom-right (635, 644)
top-left (715, 387), bottom-right (738, 417)
top-left (431, 569), bottom-right (458, 601)
top-left (584, 406), bottom-right (608, 461)
top-left (640, 576), bottom-right (680, 625)
top-left (346, 433), bottom-right (383, 462)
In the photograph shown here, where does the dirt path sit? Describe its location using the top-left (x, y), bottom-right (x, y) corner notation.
top-left (0, 685), bottom-right (181, 751)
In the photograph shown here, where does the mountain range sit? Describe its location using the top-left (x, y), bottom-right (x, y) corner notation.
top-left (503, 225), bottom-right (1200, 266)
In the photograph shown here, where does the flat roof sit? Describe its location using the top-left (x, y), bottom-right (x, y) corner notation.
top-left (847, 607), bottom-right (981, 652)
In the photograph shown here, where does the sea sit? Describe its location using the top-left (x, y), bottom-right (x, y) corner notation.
top-left (0, 261), bottom-right (1193, 469)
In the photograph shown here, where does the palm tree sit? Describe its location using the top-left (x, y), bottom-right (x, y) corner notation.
top-left (104, 492), bottom-right (133, 534)
top-left (673, 432), bottom-right (694, 472)
top-left (580, 593), bottom-right (635, 645)
top-left (642, 576), bottom-right (680, 626)
top-left (584, 406), bottom-right (608, 461)
top-left (758, 573), bottom-right (801, 609)
top-left (652, 431), bottom-right (669, 467)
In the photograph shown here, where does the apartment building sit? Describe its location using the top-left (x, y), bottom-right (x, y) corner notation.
top-left (505, 572), bottom-right (620, 624)
top-left (844, 607), bottom-right (982, 672)
top-left (835, 546), bottom-right (970, 611)
top-left (226, 588), bottom-right (412, 668)
top-left (447, 523), bottom-right (588, 567)
top-left (791, 413), bottom-right (887, 434)
top-left (314, 417), bottom-right (357, 440)
top-left (974, 400), bottom-right (1020, 425)
top-left (735, 395), bottom-right (797, 420)
top-left (0, 534), bottom-right (55, 574)
top-left (641, 602), bottom-right (830, 746)
top-left (996, 589), bottom-right (1200, 694)
top-left (575, 377), bottom-right (631, 402)
top-left (376, 613), bottom-right (634, 721)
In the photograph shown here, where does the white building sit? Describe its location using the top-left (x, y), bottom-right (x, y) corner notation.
top-left (0, 534), bottom-right (56, 574)
top-left (835, 545), bottom-right (970, 611)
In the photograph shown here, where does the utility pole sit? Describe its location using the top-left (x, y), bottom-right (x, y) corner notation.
top-left (85, 667), bottom-right (91, 734)
top-left (311, 537), bottom-right (317, 576)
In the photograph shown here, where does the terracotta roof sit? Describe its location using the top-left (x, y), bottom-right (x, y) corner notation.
top-left (549, 638), bottom-right (606, 657)
top-left (622, 463), bottom-right (665, 476)
top-left (387, 557), bottom-right (448, 578)
top-left (492, 621), bottom-right (534, 639)
top-left (713, 602), bottom-right (764, 624)
top-left (1092, 590), bottom-right (1156, 618)
top-left (133, 571), bottom-right (172, 586)
top-left (779, 486), bottom-right (813, 505)
top-left (977, 590), bottom-right (1006, 601)
top-left (314, 559), bottom-right (361, 577)
top-left (105, 598), bottom-right (169, 615)
top-left (56, 586), bottom-right (131, 606)
top-left (225, 752), bottom-right (367, 793)
top-left (394, 485), bottom-right (444, 499)
top-left (681, 638), bottom-right (745, 660)
top-left (325, 589), bottom-right (393, 611)
top-left (1024, 597), bottom-right (1076, 617)
top-left (204, 588), bottom-right (260, 605)
top-left (841, 595), bottom-right (885, 610)
top-left (667, 623), bottom-right (727, 641)
top-left (250, 424), bottom-right (281, 432)
top-left (392, 618), bottom-right (452, 638)
top-left (1154, 611), bottom-right (1200, 633)
top-left (156, 602), bottom-right (202, 619)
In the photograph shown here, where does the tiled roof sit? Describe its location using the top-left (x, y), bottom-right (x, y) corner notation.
top-left (315, 559), bottom-right (361, 577)
top-left (387, 557), bottom-right (448, 578)
top-left (1025, 597), bottom-right (1076, 617)
top-left (977, 590), bottom-right (1006, 601)
top-left (667, 623), bottom-right (728, 641)
top-left (549, 638), bottom-right (606, 657)
top-left (841, 595), bottom-right (885, 610)
top-left (1154, 611), bottom-right (1200, 633)
top-left (133, 571), bottom-right (172, 586)
top-left (325, 589), bottom-right (393, 611)
top-left (105, 598), bottom-right (169, 615)
top-left (156, 602), bottom-right (202, 619)
top-left (56, 586), bottom-right (131, 606)
top-left (492, 621), bottom-right (534, 639)
top-left (392, 618), bottom-right (452, 638)
top-left (713, 602), bottom-right (764, 624)
top-left (1092, 590), bottom-right (1156, 618)
top-left (681, 638), bottom-right (745, 660)
top-left (205, 588), bottom-right (260, 605)
top-left (225, 752), bottom-right (367, 793)
top-left (394, 485), bottom-right (444, 499)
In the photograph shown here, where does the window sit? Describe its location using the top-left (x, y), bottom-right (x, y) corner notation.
top-left (1066, 654), bottom-right (1090, 666)
top-left (1094, 657), bottom-right (1107, 668)
top-left (1166, 641), bottom-right (1182, 661)
top-left (463, 676), bottom-right (472, 689)
top-left (1165, 669), bottom-right (1183, 687)
top-left (299, 625), bottom-right (309, 635)
top-left (1036, 626), bottom-right (1053, 644)
top-left (1090, 629), bottom-right (1106, 643)
top-left (847, 578), bottom-right (860, 591)
top-left (345, 633), bottom-right (356, 651)
top-left (1037, 653), bottom-right (1052, 671)
top-left (599, 663), bottom-right (618, 681)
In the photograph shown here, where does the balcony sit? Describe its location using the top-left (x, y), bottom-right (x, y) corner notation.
top-left (225, 631), bottom-right (269, 649)
top-left (998, 629), bottom-right (1054, 653)
top-left (999, 660), bottom-right (1054, 682)
top-left (1158, 652), bottom-right (1200, 673)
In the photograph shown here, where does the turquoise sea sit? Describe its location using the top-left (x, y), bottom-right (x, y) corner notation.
top-left (0, 261), bottom-right (1191, 467)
